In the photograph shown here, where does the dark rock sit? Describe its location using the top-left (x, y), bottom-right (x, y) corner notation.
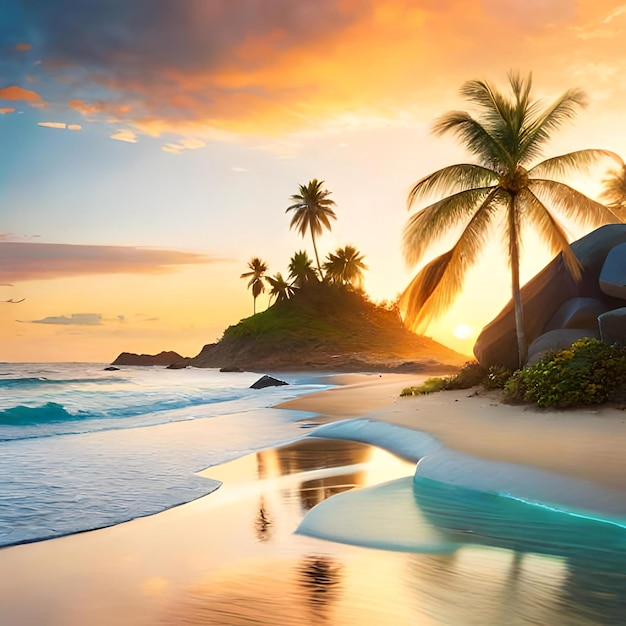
top-left (543, 297), bottom-right (610, 332)
top-left (103, 366), bottom-right (120, 371)
top-left (250, 375), bottom-right (289, 389)
top-left (598, 307), bottom-right (626, 344)
top-left (220, 366), bottom-right (245, 372)
top-left (599, 243), bottom-right (626, 299)
top-left (111, 351), bottom-right (185, 366)
top-left (166, 360), bottom-right (189, 369)
top-left (527, 328), bottom-right (600, 365)
top-left (474, 224), bottom-right (626, 369)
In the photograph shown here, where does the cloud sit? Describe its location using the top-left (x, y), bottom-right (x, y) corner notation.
top-left (14, 43), bottom-right (32, 52)
top-left (37, 121), bottom-right (82, 130)
top-left (0, 242), bottom-right (213, 282)
top-left (110, 129), bottom-right (137, 143)
top-left (0, 108), bottom-right (15, 114)
top-left (0, 85), bottom-right (46, 107)
top-left (160, 137), bottom-right (205, 154)
top-left (24, 313), bottom-right (103, 326)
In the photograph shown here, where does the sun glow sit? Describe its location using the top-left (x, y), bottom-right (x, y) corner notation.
top-left (453, 324), bottom-right (473, 340)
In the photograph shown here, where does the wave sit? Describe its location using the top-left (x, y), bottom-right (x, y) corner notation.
top-left (0, 402), bottom-right (87, 425)
top-left (0, 376), bottom-right (128, 388)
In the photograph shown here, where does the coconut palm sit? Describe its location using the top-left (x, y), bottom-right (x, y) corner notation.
top-left (288, 250), bottom-right (318, 288)
top-left (286, 179), bottom-right (337, 276)
top-left (323, 245), bottom-right (368, 288)
top-left (401, 72), bottom-right (622, 368)
top-left (267, 272), bottom-right (297, 304)
top-left (240, 257), bottom-right (268, 314)
top-left (600, 163), bottom-right (626, 221)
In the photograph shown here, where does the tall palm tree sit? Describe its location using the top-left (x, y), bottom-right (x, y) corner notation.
top-left (267, 272), bottom-right (297, 304)
top-left (240, 257), bottom-right (268, 314)
top-left (288, 250), bottom-right (318, 288)
top-left (401, 72), bottom-right (621, 368)
top-left (286, 179), bottom-right (337, 276)
top-left (600, 163), bottom-right (626, 221)
top-left (323, 245), bottom-right (368, 288)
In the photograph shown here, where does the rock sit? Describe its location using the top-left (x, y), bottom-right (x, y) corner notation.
top-left (599, 243), bottom-right (626, 299)
top-left (543, 297), bottom-right (610, 332)
top-left (474, 224), bottom-right (626, 369)
top-left (111, 351), bottom-right (185, 366)
top-left (598, 308), bottom-right (626, 344)
top-left (220, 366), bottom-right (245, 372)
top-left (250, 375), bottom-right (289, 389)
top-left (103, 366), bottom-right (120, 371)
top-left (166, 360), bottom-right (189, 369)
top-left (527, 328), bottom-right (600, 365)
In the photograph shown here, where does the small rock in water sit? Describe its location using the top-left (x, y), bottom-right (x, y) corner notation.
top-left (104, 366), bottom-right (120, 371)
top-left (250, 375), bottom-right (289, 389)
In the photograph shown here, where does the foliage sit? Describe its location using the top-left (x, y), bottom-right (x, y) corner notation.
top-left (400, 71), bottom-right (622, 368)
top-left (240, 257), bottom-right (268, 314)
top-left (600, 163), bottom-right (626, 222)
top-left (267, 273), bottom-right (297, 303)
top-left (483, 365), bottom-right (513, 390)
top-left (503, 338), bottom-right (626, 407)
top-left (443, 361), bottom-right (486, 389)
top-left (288, 250), bottom-right (318, 287)
top-left (400, 377), bottom-right (447, 396)
top-left (323, 245), bottom-right (368, 288)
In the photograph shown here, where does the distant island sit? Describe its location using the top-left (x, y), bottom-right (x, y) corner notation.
top-left (112, 283), bottom-right (467, 373)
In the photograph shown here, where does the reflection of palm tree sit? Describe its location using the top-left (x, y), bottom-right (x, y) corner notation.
top-left (240, 257), bottom-right (268, 314)
top-left (288, 250), bottom-right (318, 288)
top-left (323, 245), bottom-right (368, 288)
top-left (401, 72), bottom-right (621, 367)
top-left (297, 555), bottom-right (343, 622)
top-left (600, 163), bottom-right (626, 221)
top-left (267, 272), bottom-right (297, 304)
top-left (286, 179), bottom-right (337, 277)
top-left (254, 496), bottom-right (273, 542)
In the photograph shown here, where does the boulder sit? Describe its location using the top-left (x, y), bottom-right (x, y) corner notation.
top-left (598, 308), bottom-right (626, 345)
top-left (543, 297), bottom-right (610, 333)
top-left (527, 328), bottom-right (600, 365)
top-left (250, 375), bottom-right (289, 389)
top-left (599, 243), bottom-right (626, 300)
top-left (474, 224), bottom-right (626, 369)
top-left (103, 366), bottom-right (120, 371)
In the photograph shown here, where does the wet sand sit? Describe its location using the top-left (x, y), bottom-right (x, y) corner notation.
top-left (2, 374), bottom-right (626, 625)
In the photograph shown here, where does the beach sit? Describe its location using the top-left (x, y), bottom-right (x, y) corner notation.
top-left (1, 372), bottom-right (626, 625)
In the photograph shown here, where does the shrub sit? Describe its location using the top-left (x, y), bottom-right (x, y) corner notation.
top-left (400, 377), bottom-right (447, 396)
top-left (503, 338), bottom-right (626, 408)
top-left (443, 361), bottom-right (487, 390)
top-left (483, 365), bottom-right (513, 390)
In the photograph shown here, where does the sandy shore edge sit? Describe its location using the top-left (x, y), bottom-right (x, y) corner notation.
top-left (277, 373), bottom-right (626, 492)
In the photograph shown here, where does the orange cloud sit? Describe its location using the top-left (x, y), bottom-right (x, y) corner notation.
top-left (0, 242), bottom-right (213, 283)
top-left (38, 122), bottom-right (67, 129)
top-left (0, 108), bottom-right (15, 114)
top-left (0, 86), bottom-right (45, 107)
top-left (110, 129), bottom-right (137, 143)
top-left (14, 43), bottom-right (32, 52)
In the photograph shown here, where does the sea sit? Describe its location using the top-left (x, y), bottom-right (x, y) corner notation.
top-left (0, 362), bottom-right (328, 547)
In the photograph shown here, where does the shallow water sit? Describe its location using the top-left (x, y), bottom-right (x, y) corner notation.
top-left (1, 437), bottom-right (624, 625)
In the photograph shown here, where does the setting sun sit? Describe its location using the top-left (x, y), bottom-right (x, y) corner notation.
top-left (453, 324), bottom-right (473, 340)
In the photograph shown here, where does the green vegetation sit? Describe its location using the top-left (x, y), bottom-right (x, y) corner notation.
top-left (400, 72), bottom-right (621, 369)
top-left (504, 338), bottom-right (626, 408)
top-left (600, 163), bottom-right (626, 221)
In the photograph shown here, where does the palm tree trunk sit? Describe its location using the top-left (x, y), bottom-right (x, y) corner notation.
top-left (311, 232), bottom-right (323, 278)
top-left (253, 296), bottom-right (257, 315)
top-left (508, 197), bottom-right (528, 368)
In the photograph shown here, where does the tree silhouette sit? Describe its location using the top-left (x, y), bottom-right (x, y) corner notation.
top-left (240, 257), bottom-right (268, 314)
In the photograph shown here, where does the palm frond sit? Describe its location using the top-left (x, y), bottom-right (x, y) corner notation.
top-left (520, 188), bottom-right (582, 280)
top-left (528, 149), bottom-right (622, 180)
top-left (400, 202), bottom-right (497, 330)
top-left (599, 164), bottom-right (626, 220)
top-left (529, 179), bottom-right (621, 227)
top-left (407, 164), bottom-right (497, 208)
top-left (403, 186), bottom-right (499, 266)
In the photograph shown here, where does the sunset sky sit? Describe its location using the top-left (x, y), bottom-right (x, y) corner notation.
top-left (2, 0), bottom-right (626, 362)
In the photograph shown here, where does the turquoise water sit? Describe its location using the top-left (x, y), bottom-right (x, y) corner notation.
top-left (0, 362), bottom-right (327, 547)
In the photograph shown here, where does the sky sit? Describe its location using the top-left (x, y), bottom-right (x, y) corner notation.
top-left (2, 0), bottom-right (626, 362)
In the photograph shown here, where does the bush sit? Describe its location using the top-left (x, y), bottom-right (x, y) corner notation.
top-left (503, 338), bottom-right (626, 408)
top-left (443, 361), bottom-right (487, 390)
top-left (400, 377), bottom-right (447, 396)
top-left (483, 365), bottom-right (513, 390)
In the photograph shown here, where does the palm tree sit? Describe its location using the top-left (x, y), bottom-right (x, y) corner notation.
top-left (288, 250), bottom-right (318, 288)
top-left (286, 179), bottom-right (337, 276)
top-left (600, 163), bottom-right (626, 221)
top-left (240, 257), bottom-right (268, 314)
top-left (267, 272), bottom-right (297, 304)
top-left (401, 72), bottom-right (622, 368)
top-left (323, 245), bottom-right (368, 288)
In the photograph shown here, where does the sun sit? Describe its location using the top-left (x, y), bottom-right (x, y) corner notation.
top-left (453, 324), bottom-right (473, 340)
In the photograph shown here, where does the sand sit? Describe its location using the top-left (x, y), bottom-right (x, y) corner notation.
top-left (279, 378), bottom-right (626, 492)
top-left (2, 373), bottom-right (626, 625)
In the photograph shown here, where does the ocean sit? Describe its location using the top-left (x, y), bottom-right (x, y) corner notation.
top-left (0, 362), bottom-right (328, 547)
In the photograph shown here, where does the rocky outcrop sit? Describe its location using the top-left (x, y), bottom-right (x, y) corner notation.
top-left (598, 308), bottom-right (626, 344)
top-left (474, 224), bottom-right (626, 369)
top-left (111, 351), bottom-right (185, 366)
top-left (600, 243), bottom-right (626, 299)
top-left (250, 375), bottom-right (289, 389)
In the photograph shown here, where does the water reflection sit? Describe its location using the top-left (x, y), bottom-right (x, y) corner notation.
top-left (254, 496), bottom-right (273, 542)
top-left (297, 555), bottom-right (343, 623)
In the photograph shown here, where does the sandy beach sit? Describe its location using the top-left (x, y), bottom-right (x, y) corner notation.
top-left (1, 373), bottom-right (625, 625)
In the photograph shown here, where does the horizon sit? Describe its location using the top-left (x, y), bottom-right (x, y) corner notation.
top-left (2, 1), bottom-right (626, 362)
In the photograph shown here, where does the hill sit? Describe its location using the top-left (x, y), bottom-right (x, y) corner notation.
top-left (188, 283), bottom-right (467, 372)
